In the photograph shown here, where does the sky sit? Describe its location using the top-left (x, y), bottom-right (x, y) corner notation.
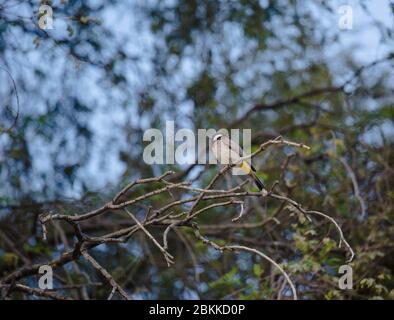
top-left (1, 0), bottom-right (393, 200)
top-left (55, 0), bottom-right (394, 196)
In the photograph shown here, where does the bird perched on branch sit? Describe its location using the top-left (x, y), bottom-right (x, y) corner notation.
top-left (211, 133), bottom-right (266, 192)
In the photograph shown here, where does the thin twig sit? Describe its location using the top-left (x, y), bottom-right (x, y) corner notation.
top-left (269, 193), bottom-right (355, 262)
top-left (124, 208), bottom-right (174, 266)
top-left (81, 249), bottom-right (129, 300)
top-left (339, 157), bottom-right (367, 220)
top-left (224, 245), bottom-right (297, 300)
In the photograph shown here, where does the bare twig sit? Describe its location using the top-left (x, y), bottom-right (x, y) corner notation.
top-left (269, 193), bottom-right (355, 262)
top-left (81, 249), bottom-right (129, 300)
top-left (339, 157), bottom-right (367, 220)
top-left (125, 208), bottom-right (174, 266)
top-left (231, 202), bottom-right (245, 222)
top-left (224, 245), bottom-right (297, 300)
top-left (0, 283), bottom-right (71, 300)
top-left (191, 223), bottom-right (297, 300)
top-left (1, 136), bottom-right (356, 300)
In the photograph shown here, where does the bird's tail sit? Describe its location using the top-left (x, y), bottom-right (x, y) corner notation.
top-left (250, 171), bottom-right (265, 191)
top-left (240, 161), bottom-right (266, 191)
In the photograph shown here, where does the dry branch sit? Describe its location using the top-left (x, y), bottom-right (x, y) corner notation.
top-left (0, 136), bottom-right (355, 300)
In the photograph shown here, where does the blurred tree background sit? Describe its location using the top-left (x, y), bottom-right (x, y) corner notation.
top-left (0, 0), bottom-right (393, 299)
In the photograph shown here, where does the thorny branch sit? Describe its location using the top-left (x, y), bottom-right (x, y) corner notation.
top-left (0, 137), bottom-right (355, 300)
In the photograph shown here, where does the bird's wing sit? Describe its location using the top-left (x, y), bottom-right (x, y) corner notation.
top-left (222, 136), bottom-right (243, 157)
top-left (211, 140), bottom-right (221, 162)
top-left (223, 136), bottom-right (257, 171)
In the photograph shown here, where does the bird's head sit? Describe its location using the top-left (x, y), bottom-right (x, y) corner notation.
top-left (212, 134), bottom-right (223, 142)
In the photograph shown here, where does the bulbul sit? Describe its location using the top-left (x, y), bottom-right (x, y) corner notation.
top-left (211, 133), bottom-right (266, 191)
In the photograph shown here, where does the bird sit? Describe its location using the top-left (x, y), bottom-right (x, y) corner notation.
top-left (211, 133), bottom-right (266, 191)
